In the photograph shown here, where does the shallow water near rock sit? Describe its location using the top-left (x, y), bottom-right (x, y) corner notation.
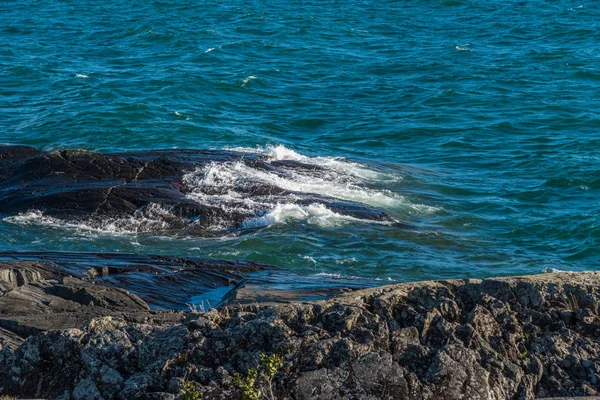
top-left (2, 0), bottom-right (600, 285)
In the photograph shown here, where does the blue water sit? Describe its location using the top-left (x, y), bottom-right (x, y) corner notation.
top-left (1, 0), bottom-right (599, 282)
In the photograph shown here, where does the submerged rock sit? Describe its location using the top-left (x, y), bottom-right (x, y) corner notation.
top-left (0, 145), bottom-right (398, 236)
top-left (0, 271), bottom-right (598, 399)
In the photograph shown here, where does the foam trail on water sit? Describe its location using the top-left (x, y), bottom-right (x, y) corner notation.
top-left (226, 144), bottom-right (401, 182)
top-left (3, 204), bottom-right (178, 235)
top-left (5, 145), bottom-right (435, 234)
top-left (242, 203), bottom-right (393, 229)
top-left (180, 145), bottom-right (439, 229)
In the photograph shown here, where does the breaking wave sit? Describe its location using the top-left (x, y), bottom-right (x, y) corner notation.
top-left (5, 145), bottom-right (437, 234)
top-left (184, 144), bottom-right (436, 229)
top-left (241, 203), bottom-right (392, 229)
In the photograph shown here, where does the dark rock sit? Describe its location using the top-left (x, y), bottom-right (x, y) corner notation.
top-left (0, 271), bottom-right (599, 399)
top-left (0, 146), bottom-right (398, 235)
top-left (0, 251), bottom-right (274, 310)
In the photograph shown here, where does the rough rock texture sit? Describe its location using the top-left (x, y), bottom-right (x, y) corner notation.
top-left (0, 145), bottom-right (396, 235)
top-left (1, 272), bottom-right (599, 399)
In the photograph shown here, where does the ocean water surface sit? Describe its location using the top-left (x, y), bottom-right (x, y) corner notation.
top-left (1, 0), bottom-right (600, 282)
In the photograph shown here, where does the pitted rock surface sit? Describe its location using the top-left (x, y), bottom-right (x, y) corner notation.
top-left (0, 272), bottom-right (599, 399)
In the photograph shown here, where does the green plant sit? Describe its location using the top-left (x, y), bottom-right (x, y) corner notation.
top-left (260, 353), bottom-right (284, 400)
top-left (518, 349), bottom-right (528, 360)
top-left (181, 380), bottom-right (202, 400)
top-left (233, 353), bottom-right (284, 400)
top-left (234, 368), bottom-right (261, 400)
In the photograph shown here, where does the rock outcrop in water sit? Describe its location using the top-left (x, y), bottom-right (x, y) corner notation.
top-left (1, 270), bottom-right (599, 399)
top-left (0, 145), bottom-right (396, 235)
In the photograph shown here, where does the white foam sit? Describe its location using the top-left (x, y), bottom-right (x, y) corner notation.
top-left (335, 257), bottom-right (358, 265)
top-left (313, 272), bottom-right (394, 282)
top-left (241, 75), bottom-right (257, 86)
top-left (4, 204), bottom-right (177, 235)
top-left (224, 146), bottom-right (260, 154)
top-left (182, 145), bottom-right (438, 228)
top-left (542, 267), bottom-right (573, 273)
top-left (205, 47), bottom-right (216, 53)
top-left (303, 255), bottom-right (317, 264)
top-left (242, 203), bottom-right (384, 229)
top-left (455, 44), bottom-right (473, 52)
top-left (185, 159), bottom-right (402, 208)
top-left (227, 144), bottom-right (401, 182)
top-left (261, 144), bottom-right (307, 162)
top-left (76, 74), bottom-right (89, 79)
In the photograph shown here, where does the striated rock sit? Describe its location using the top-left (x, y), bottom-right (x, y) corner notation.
top-left (0, 252), bottom-right (275, 353)
top-left (0, 250), bottom-right (383, 364)
top-left (0, 272), bottom-right (598, 399)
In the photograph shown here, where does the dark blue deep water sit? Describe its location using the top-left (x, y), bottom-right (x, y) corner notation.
top-left (2, 0), bottom-right (600, 282)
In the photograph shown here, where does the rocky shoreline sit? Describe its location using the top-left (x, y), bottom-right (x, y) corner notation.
top-left (0, 145), bottom-right (599, 399)
top-left (0, 257), bottom-right (598, 399)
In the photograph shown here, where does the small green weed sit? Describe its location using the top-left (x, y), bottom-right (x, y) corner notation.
top-left (234, 353), bottom-right (284, 400)
top-left (181, 380), bottom-right (202, 400)
top-left (518, 349), bottom-right (528, 360)
top-left (260, 353), bottom-right (284, 400)
top-left (234, 367), bottom-right (261, 400)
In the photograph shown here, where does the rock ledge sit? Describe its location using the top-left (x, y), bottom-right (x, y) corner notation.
top-left (0, 271), bottom-right (599, 399)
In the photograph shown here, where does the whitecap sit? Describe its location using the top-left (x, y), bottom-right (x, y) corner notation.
top-left (335, 257), bottom-right (358, 265)
top-left (313, 272), bottom-right (394, 282)
top-left (241, 75), bottom-right (257, 86)
top-left (241, 203), bottom-right (391, 229)
top-left (303, 255), bottom-right (317, 264)
top-left (76, 74), bottom-right (89, 79)
top-left (455, 44), bottom-right (473, 52)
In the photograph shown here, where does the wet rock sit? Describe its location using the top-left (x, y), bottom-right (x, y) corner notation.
top-left (0, 146), bottom-right (397, 234)
top-left (0, 251), bottom-right (274, 310)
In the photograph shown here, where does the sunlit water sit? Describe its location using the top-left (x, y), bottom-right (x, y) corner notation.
top-left (1, 0), bottom-right (599, 282)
